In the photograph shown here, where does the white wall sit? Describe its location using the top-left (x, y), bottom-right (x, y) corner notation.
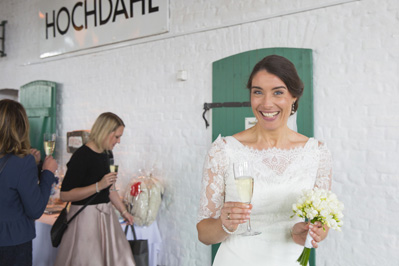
top-left (1, 0), bottom-right (398, 265)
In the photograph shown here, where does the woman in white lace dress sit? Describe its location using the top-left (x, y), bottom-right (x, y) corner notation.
top-left (197, 55), bottom-right (332, 266)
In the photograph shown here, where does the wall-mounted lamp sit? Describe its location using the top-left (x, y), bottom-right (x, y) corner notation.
top-left (0, 21), bottom-right (7, 57)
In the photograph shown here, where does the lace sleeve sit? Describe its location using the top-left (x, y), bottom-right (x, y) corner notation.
top-left (314, 142), bottom-right (333, 190)
top-left (197, 136), bottom-right (228, 223)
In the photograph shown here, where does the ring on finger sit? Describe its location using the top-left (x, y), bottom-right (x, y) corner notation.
top-left (227, 213), bottom-right (231, 220)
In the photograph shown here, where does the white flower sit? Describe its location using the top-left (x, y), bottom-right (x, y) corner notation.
top-left (291, 188), bottom-right (344, 231)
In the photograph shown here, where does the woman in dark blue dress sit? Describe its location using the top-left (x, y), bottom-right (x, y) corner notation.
top-left (0, 99), bottom-right (58, 266)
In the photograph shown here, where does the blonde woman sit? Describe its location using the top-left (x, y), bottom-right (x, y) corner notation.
top-left (0, 99), bottom-right (57, 266)
top-left (55, 112), bottom-right (135, 266)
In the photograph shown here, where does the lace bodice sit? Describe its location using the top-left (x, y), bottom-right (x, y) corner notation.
top-left (197, 135), bottom-right (332, 224)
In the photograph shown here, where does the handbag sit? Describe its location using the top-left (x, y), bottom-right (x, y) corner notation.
top-left (124, 224), bottom-right (149, 266)
top-left (50, 202), bottom-right (69, 247)
top-left (50, 193), bottom-right (98, 247)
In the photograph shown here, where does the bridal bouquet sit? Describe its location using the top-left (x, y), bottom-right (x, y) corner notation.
top-left (291, 188), bottom-right (344, 266)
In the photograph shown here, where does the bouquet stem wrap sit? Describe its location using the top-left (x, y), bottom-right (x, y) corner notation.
top-left (304, 228), bottom-right (313, 249)
top-left (297, 225), bottom-right (314, 266)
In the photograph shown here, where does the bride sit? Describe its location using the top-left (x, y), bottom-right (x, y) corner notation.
top-left (197, 55), bottom-right (332, 266)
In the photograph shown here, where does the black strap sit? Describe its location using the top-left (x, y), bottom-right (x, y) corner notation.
top-left (202, 101), bottom-right (251, 128)
top-left (124, 224), bottom-right (137, 240)
top-left (0, 154), bottom-right (11, 175)
top-left (66, 192), bottom-right (99, 225)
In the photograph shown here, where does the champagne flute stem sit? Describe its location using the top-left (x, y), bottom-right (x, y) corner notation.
top-left (247, 218), bottom-right (252, 232)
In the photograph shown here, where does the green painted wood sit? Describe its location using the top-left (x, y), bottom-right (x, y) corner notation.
top-left (296, 51), bottom-right (314, 138)
top-left (211, 48), bottom-right (314, 265)
top-left (212, 47), bottom-right (314, 141)
top-left (20, 80), bottom-right (57, 160)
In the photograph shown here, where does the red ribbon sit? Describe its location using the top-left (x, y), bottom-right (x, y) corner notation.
top-left (130, 182), bottom-right (141, 197)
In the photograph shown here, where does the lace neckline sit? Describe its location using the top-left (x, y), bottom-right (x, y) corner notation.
top-left (226, 136), bottom-right (315, 153)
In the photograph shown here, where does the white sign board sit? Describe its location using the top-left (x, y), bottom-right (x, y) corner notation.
top-left (38, 0), bottom-right (169, 58)
top-left (245, 114), bottom-right (298, 131)
top-left (245, 117), bottom-right (257, 130)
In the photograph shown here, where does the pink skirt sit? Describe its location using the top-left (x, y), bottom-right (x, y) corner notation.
top-left (54, 202), bottom-right (135, 266)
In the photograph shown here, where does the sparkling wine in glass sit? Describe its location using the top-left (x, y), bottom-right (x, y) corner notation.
top-left (233, 161), bottom-right (261, 236)
top-left (109, 158), bottom-right (118, 191)
top-left (43, 133), bottom-right (56, 156)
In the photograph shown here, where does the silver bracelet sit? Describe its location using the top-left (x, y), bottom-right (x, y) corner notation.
top-left (95, 182), bottom-right (99, 193)
top-left (222, 224), bottom-right (237, 235)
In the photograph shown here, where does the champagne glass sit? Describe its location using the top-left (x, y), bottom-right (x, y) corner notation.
top-left (233, 161), bottom-right (261, 236)
top-left (43, 133), bottom-right (56, 156)
top-left (109, 158), bottom-right (119, 191)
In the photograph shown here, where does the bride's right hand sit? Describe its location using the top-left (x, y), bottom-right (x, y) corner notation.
top-left (98, 172), bottom-right (117, 190)
top-left (220, 201), bottom-right (252, 232)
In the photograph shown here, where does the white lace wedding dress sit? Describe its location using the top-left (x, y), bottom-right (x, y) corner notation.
top-left (198, 136), bottom-right (332, 266)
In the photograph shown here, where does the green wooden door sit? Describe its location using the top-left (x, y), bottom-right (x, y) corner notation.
top-left (20, 80), bottom-right (57, 161)
top-left (211, 47), bottom-right (315, 265)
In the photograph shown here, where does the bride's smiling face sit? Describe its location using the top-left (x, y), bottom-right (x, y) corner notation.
top-left (250, 70), bottom-right (296, 131)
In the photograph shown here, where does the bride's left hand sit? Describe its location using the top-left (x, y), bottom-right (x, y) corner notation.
top-left (292, 221), bottom-right (329, 248)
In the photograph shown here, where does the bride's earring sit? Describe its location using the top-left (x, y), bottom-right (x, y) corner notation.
top-left (291, 102), bottom-right (296, 115)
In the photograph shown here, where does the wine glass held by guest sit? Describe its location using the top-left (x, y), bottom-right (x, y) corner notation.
top-left (55, 112), bottom-right (135, 266)
top-left (109, 157), bottom-right (119, 191)
top-left (43, 133), bottom-right (56, 156)
top-left (0, 99), bottom-right (58, 266)
top-left (197, 55), bottom-right (333, 266)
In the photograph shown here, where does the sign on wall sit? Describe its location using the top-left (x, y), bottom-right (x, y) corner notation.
top-left (38, 0), bottom-right (169, 58)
